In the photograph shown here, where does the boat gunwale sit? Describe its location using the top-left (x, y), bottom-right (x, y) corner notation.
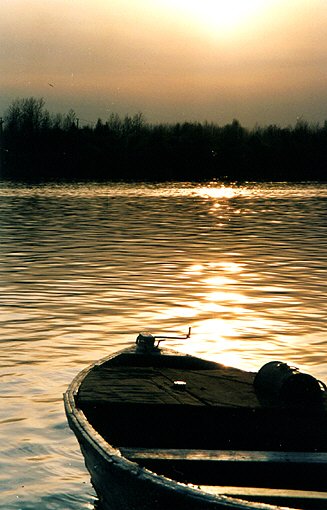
top-left (64, 345), bottom-right (324, 510)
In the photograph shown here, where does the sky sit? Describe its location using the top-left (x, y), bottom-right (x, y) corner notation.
top-left (1, 0), bottom-right (327, 127)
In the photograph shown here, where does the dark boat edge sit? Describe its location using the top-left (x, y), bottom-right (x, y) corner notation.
top-left (64, 344), bottom-right (326, 510)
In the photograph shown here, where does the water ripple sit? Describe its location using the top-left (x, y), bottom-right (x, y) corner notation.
top-left (0, 181), bottom-right (326, 509)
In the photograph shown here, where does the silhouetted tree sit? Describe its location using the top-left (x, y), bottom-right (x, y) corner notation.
top-left (2, 96), bottom-right (327, 182)
top-left (4, 97), bottom-right (49, 134)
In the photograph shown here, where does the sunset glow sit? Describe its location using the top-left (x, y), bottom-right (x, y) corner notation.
top-left (1, 0), bottom-right (327, 126)
top-left (163, 0), bottom-right (274, 36)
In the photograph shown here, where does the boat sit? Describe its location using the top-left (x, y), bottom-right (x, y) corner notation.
top-left (64, 329), bottom-right (327, 510)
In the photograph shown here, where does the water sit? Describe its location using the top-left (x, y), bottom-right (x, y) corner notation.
top-left (0, 181), bottom-right (326, 509)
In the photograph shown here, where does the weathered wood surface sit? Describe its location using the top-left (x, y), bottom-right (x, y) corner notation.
top-left (202, 486), bottom-right (327, 498)
top-left (78, 364), bottom-right (260, 409)
top-left (76, 354), bottom-right (327, 451)
top-left (200, 485), bottom-right (327, 507)
top-left (118, 446), bottom-right (327, 490)
top-left (119, 447), bottom-right (327, 464)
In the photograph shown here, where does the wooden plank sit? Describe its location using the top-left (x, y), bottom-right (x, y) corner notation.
top-left (200, 485), bottom-right (327, 500)
top-left (78, 367), bottom-right (203, 406)
top-left (78, 363), bottom-right (326, 412)
top-left (154, 368), bottom-right (259, 408)
top-left (119, 447), bottom-right (327, 491)
top-left (79, 364), bottom-right (261, 408)
top-left (119, 447), bottom-right (327, 464)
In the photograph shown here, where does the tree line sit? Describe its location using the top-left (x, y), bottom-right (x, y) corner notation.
top-left (1, 97), bottom-right (326, 182)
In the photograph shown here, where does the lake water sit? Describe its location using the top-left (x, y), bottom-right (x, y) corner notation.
top-left (1, 181), bottom-right (326, 509)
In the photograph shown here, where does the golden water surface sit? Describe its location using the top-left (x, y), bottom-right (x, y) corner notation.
top-left (0, 182), bottom-right (326, 509)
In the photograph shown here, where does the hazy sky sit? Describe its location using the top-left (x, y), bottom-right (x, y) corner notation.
top-left (1, 0), bottom-right (327, 126)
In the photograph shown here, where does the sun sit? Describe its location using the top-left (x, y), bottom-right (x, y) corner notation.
top-left (164, 0), bottom-right (271, 36)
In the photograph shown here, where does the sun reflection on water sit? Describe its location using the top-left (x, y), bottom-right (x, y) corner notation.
top-left (194, 186), bottom-right (243, 199)
top-left (163, 259), bottom-right (302, 371)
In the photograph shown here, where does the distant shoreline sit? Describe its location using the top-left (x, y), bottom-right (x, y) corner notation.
top-left (2, 97), bottom-right (327, 183)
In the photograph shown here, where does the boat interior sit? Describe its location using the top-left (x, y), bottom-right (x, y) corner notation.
top-left (76, 351), bottom-right (327, 499)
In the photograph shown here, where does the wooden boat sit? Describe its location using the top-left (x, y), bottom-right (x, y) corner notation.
top-left (64, 330), bottom-right (327, 510)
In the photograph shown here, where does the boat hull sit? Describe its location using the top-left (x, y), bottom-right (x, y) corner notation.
top-left (64, 346), bottom-right (327, 510)
top-left (65, 348), bottom-right (267, 509)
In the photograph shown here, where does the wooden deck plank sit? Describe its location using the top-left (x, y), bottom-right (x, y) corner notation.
top-left (200, 486), bottom-right (327, 510)
top-left (78, 364), bottom-right (261, 408)
top-left (78, 367), bottom-right (204, 406)
top-left (119, 447), bottom-right (327, 491)
top-left (200, 486), bottom-right (327, 500)
top-left (198, 485), bottom-right (327, 510)
top-left (119, 448), bottom-right (327, 464)
top-left (154, 368), bottom-right (259, 408)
